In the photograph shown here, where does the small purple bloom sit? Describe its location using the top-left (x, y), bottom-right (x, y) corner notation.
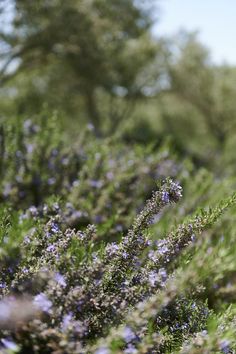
top-left (46, 244), bottom-right (55, 252)
top-left (87, 123), bottom-right (95, 131)
top-left (122, 251), bottom-right (129, 259)
top-left (106, 243), bottom-right (119, 256)
top-left (124, 344), bottom-right (138, 354)
top-left (158, 245), bottom-right (168, 255)
top-left (95, 347), bottom-right (110, 354)
top-left (54, 273), bottom-right (66, 287)
top-left (219, 339), bottom-right (231, 354)
top-left (94, 215), bottom-right (103, 223)
top-left (34, 293), bottom-right (52, 313)
top-left (22, 267), bottom-right (29, 274)
top-left (161, 191), bottom-right (170, 203)
top-left (26, 143), bottom-right (35, 154)
top-left (23, 119), bottom-right (39, 134)
top-left (136, 235), bottom-right (145, 245)
top-left (72, 210), bottom-right (83, 219)
top-left (62, 312), bottom-right (73, 330)
top-left (62, 157), bottom-right (69, 166)
top-left (51, 222), bottom-right (60, 234)
top-left (122, 326), bottom-right (136, 343)
top-left (115, 224), bottom-right (123, 232)
top-left (159, 268), bottom-right (167, 282)
top-left (148, 271), bottom-right (158, 287)
top-left (3, 183), bottom-right (12, 197)
top-left (148, 250), bottom-right (158, 262)
top-left (156, 240), bottom-right (169, 254)
top-left (0, 302), bottom-right (10, 321)
top-left (106, 171), bottom-right (114, 180)
top-left (48, 177), bottom-right (56, 185)
top-left (89, 180), bottom-right (103, 189)
top-left (1, 338), bottom-right (18, 351)
top-left (29, 206), bottom-right (38, 216)
top-left (8, 267), bottom-right (14, 274)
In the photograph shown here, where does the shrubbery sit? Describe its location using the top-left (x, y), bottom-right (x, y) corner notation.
top-left (0, 117), bottom-right (236, 353)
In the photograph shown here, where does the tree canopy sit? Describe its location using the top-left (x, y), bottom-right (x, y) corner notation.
top-left (0, 0), bottom-right (158, 135)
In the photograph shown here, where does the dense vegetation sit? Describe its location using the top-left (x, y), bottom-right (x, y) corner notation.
top-left (1, 1), bottom-right (236, 353)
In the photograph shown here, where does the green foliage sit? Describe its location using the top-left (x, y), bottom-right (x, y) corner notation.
top-left (0, 0), bottom-right (158, 135)
top-left (0, 116), bottom-right (235, 353)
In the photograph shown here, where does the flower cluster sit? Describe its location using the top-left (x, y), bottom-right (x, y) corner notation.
top-left (0, 118), bottom-right (236, 353)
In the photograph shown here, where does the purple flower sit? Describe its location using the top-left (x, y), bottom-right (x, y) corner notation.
top-left (115, 224), bottom-right (123, 232)
top-left (16, 150), bottom-right (23, 158)
top-left (62, 312), bottom-right (73, 330)
top-left (26, 143), bottom-right (35, 154)
top-left (29, 206), bottom-right (38, 216)
top-left (0, 302), bottom-right (10, 321)
top-left (156, 240), bottom-right (169, 254)
top-left (77, 299), bottom-right (84, 312)
top-left (23, 119), bottom-right (39, 134)
top-left (148, 250), bottom-right (158, 262)
top-left (106, 171), bottom-right (114, 180)
top-left (106, 243), bottom-right (119, 256)
top-left (122, 251), bottom-right (129, 259)
top-left (52, 202), bottom-right (60, 211)
top-left (94, 215), bottom-right (103, 223)
top-left (48, 177), bottom-right (56, 185)
top-left (54, 273), bottom-right (66, 287)
top-left (51, 148), bottom-right (59, 157)
top-left (148, 271), bottom-right (159, 287)
top-left (95, 347), bottom-right (110, 354)
top-left (34, 293), bottom-right (52, 313)
top-left (62, 157), bottom-right (69, 166)
top-left (8, 267), bottom-right (14, 274)
top-left (136, 235), bottom-right (145, 245)
top-left (161, 191), bottom-right (170, 203)
top-left (3, 183), bottom-right (12, 197)
top-left (51, 222), bottom-right (60, 234)
top-left (1, 338), bottom-right (18, 351)
top-left (159, 245), bottom-right (168, 254)
top-left (46, 244), bottom-right (56, 252)
top-left (219, 339), bottom-right (231, 354)
top-left (72, 210), bottom-right (83, 219)
top-left (87, 123), bottom-right (95, 131)
top-left (159, 268), bottom-right (167, 282)
top-left (169, 180), bottom-right (183, 200)
top-left (124, 344), bottom-right (138, 354)
top-left (22, 267), bottom-right (29, 274)
top-left (89, 180), bottom-right (103, 189)
top-left (122, 326), bottom-right (136, 343)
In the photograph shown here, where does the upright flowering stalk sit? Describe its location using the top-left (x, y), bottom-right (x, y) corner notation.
top-left (102, 179), bottom-right (182, 291)
top-left (68, 179), bottom-right (183, 338)
top-left (130, 178), bottom-right (182, 234)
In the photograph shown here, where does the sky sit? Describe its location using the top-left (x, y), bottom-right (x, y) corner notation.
top-left (153, 0), bottom-right (236, 65)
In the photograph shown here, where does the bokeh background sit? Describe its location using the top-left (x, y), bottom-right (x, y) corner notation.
top-left (1, 0), bottom-right (236, 166)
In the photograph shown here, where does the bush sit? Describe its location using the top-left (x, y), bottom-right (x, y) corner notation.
top-left (0, 117), bottom-right (236, 353)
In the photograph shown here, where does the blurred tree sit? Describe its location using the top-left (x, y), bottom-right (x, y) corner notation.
top-left (0, 0), bottom-right (158, 136)
top-left (161, 32), bottom-right (236, 150)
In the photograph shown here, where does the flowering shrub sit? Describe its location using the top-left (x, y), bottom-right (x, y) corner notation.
top-left (0, 117), bottom-right (236, 353)
top-left (0, 117), bottom-right (185, 239)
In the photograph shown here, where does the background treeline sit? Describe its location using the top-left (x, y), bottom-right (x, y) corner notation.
top-left (1, 0), bottom-right (236, 165)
